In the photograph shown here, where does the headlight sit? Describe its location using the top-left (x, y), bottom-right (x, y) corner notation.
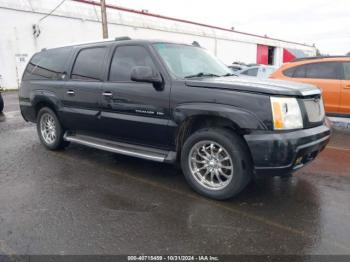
top-left (270, 97), bottom-right (303, 130)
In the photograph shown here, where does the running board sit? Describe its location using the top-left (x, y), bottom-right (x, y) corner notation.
top-left (63, 132), bottom-right (176, 163)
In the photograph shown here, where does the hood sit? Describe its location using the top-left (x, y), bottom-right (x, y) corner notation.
top-left (185, 76), bottom-right (320, 97)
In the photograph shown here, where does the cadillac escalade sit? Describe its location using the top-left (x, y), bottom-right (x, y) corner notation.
top-left (19, 37), bottom-right (331, 199)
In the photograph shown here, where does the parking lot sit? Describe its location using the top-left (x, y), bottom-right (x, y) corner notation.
top-left (1, 91), bottom-right (350, 255)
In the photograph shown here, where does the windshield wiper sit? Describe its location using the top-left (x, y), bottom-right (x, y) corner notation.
top-left (184, 72), bottom-right (220, 79)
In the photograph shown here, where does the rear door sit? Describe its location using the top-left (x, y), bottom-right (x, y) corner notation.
top-left (99, 44), bottom-right (171, 148)
top-left (340, 62), bottom-right (350, 114)
top-left (61, 46), bottom-right (108, 132)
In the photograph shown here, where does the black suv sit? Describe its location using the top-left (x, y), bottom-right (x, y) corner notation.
top-left (19, 38), bottom-right (331, 200)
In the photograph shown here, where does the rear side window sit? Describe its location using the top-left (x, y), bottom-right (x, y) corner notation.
top-left (343, 62), bottom-right (350, 80)
top-left (23, 47), bottom-right (72, 80)
top-left (305, 62), bottom-right (339, 79)
top-left (283, 67), bottom-right (295, 77)
top-left (293, 65), bottom-right (307, 78)
top-left (71, 47), bottom-right (107, 81)
top-left (241, 68), bottom-right (258, 76)
top-left (109, 45), bottom-right (156, 82)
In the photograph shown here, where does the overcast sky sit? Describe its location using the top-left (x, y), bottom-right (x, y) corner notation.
top-left (108, 0), bottom-right (350, 55)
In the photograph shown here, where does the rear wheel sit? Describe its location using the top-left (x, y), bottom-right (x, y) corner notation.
top-left (36, 107), bottom-right (69, 150)
top-left (181, 128), bottom-right (252, 200)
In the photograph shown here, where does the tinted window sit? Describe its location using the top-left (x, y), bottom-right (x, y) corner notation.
top-left (71, 47), bottom-right (107, 81)
top-left (343, 62), bottom-right (350, 80)
top-left (23, 47), bottom-right (72, 80)
top-left (306, 62), bottom-right (339, 79)
top-left (293, 65), bottom-right (307, 78)
top-left (283, 67), bottom-right (295, 77)
top-left (241, 68), bottom-right (258, 76)
top-left (109, 46), bottom-right (156, 82)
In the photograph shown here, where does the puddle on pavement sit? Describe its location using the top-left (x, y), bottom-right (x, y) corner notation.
top-left (0, 112), bottom-right (5, 122)
top-left (0, 111), bottom-right (21, 122)
top-left (102, 193), bottom-right (160, 212)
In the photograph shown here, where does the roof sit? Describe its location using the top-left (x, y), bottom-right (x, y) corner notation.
top-left (72, 0), bottom-right (314, 48)
top-left (292, 56), bottom-right (350, 62)
top-left (44, 37), bottom-right (193, 50)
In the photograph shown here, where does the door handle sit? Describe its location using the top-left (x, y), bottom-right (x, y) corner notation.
top-left (102, 91), bottom-right (113, 97)
top-left (67, 90), bottom-right (75, 96)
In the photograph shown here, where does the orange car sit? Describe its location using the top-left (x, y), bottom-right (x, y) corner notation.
top-left (270, 56), bottom-right (350, 117)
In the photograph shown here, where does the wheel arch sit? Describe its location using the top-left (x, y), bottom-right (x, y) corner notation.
top-left (31, 90), bottom-right (61, 120)
top-left (173, 103), bottom-right (265, 160)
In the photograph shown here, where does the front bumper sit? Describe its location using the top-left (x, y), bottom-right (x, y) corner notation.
top-left (244, 123), bottom-right (331, 176)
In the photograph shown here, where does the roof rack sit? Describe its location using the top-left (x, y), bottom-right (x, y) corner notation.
top-left (292, 56), bottom-right (350, 62)
top-left (41, 36), bottom-right (132, 50)
top-left (115, 36), bottom-right (131, 41)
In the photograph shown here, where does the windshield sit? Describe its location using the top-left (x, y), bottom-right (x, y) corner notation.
top-left (153, 43), bottom-right (232, 78)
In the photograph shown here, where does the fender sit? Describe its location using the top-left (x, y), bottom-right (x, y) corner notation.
top-left (19, 89), bottom-right (63, 122)
top-left (30, 89), bottom-right (63, 115)
top-left (173, 102), bottom-right (267, 130)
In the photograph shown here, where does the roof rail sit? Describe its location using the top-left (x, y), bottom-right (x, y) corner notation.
top-left (292, 56), bottom-right (350, 62)
top-left (41, 36), bottom-right (132, 50)
top-left (115, 36), bottom-right (131, 41)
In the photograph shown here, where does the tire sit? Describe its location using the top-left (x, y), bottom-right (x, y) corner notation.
top-left (0, 93), bottom-right (3, 112)
top-left (36, 107), bottom-right (69, 150)
top-left (181, 128), bottom-right (252, 200)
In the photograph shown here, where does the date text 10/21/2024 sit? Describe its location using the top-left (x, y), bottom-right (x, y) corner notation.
top-left (127, 255), bottom-right (220, 261)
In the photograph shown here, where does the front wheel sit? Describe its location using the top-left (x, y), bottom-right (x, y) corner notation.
top-left (181, 128), bottom-right (252, 200)
top-left (36, 107), bottom-right (69, 150)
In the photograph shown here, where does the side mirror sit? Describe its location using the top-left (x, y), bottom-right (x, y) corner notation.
top-left (130, 66), bottom-right (163, 90)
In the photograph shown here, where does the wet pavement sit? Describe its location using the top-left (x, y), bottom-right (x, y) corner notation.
top-left (0, 91), bottom-right (350, 256)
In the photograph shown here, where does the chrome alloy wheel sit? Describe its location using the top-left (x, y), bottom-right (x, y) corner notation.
top-left (188, 140), bottom-right (234, 190)
top-left (40, 113), bottom-right (56, 145)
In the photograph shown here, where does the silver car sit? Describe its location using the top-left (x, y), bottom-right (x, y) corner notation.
top-left (236, 65), bottom-right (277, 79)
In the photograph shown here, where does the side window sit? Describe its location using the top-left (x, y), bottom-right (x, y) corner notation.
top-left (109, 45), bottom-right (156, 82)
top-left (343, 62), bottom-right (350, 80)
top-left (305, 62), bottom-right (339, 80)
top-left (283, 67), bottom-right (295, 77)
top-left (71, 47), bottom-right (107, 81)
top-left (23, 47), bottom-right (72, 80)
top-left (242, 68), bottom-right (258, 76)
top-left (293, 65), bottom-right (307, 78)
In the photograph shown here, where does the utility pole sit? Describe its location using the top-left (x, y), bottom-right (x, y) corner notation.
top-left (100, 0), bottom-right (108, 39)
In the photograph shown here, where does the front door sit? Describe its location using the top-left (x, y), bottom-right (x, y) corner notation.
top-left (100, 45), bottom-right (171, 148)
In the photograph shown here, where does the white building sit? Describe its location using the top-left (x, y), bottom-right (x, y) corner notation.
top-left (0, 0), bottom-right (316, 89)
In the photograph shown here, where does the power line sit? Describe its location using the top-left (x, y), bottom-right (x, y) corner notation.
top-left (39, 0), bottom-right (67, 22)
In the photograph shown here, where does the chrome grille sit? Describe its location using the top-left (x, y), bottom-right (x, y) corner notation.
top-left (303, 97), bottom-right (325, 123)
